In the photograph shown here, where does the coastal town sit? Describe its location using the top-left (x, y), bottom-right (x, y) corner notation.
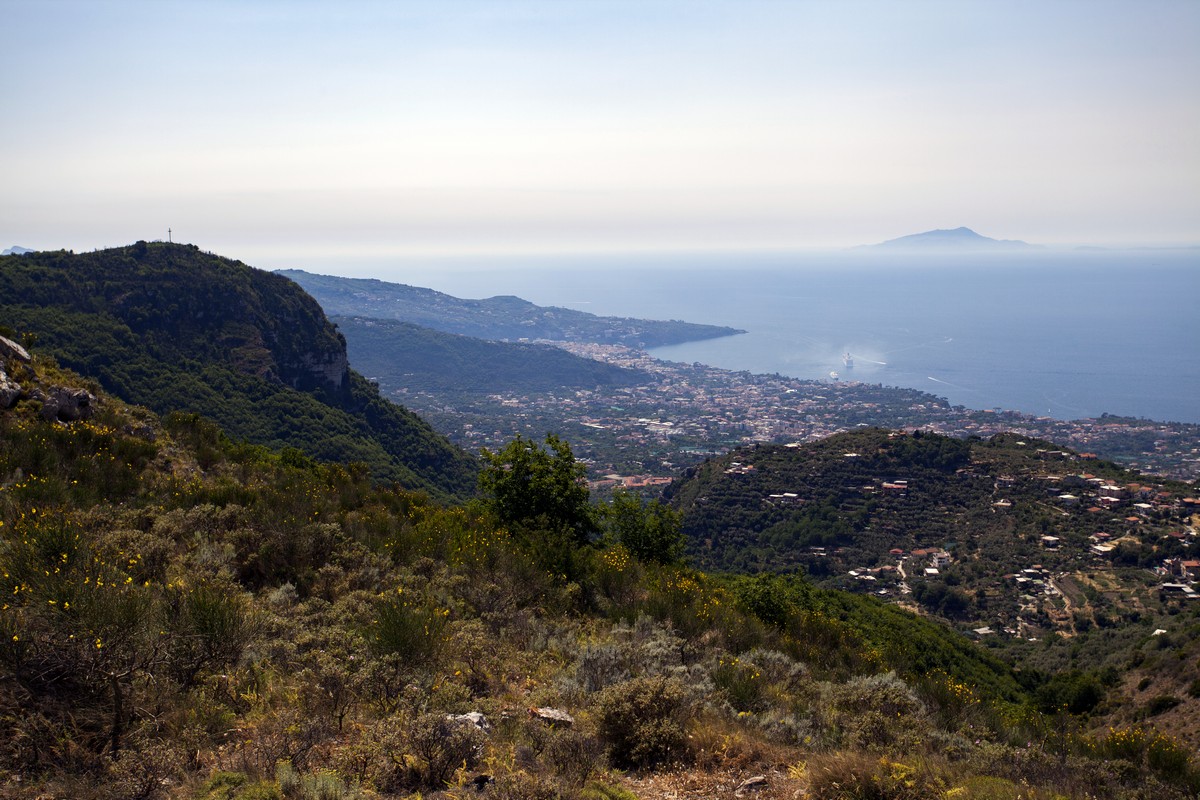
top-left (395, 341), bottom-right (1200, 487)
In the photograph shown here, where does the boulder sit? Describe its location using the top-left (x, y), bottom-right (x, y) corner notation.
top-left (41, 387), bottom-right (95, 422)
top-left (0, 369), bottom-right (20, 409)
top-left (0, 335), bottom-right (30, 364)
top-left (528, 707), bottom-right (575, 727)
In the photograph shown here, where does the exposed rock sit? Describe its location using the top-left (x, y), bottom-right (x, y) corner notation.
top-left (299, 349), bottom-right (350, 390)
top-left (0, 369), bottom-right (20, 408)
top-left (41, 387), bottom-right (95, 422)
top-left (528, 707), bottom-right (575, 727)
top-left (0, 335), bottom-right (31, 364)
top-left (446, 712), bottom-right (491, 733)
top-left (735, 775), bottom-right (768, 795)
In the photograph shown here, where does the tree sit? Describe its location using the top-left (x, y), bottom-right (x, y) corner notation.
top-left (479, 434), bottom-right (596, 543)
top-left (603, 490), bottom-right (685, 565)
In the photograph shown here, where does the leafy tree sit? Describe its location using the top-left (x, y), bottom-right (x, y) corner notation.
top-left (478, 434), bottom-right (596, 543)
top-left (603, 490), bottom-right (685, 565)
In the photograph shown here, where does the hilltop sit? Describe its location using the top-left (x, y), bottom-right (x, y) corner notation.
top-left (278, 269), bottom-right (745, 347)
top-left (864, 227), bottom-right (1040, 251)
top-left (0, 242), bottom-right (478, 500)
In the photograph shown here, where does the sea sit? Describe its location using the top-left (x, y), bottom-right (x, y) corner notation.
top-left (280, 249), bottom-right (1200, 425)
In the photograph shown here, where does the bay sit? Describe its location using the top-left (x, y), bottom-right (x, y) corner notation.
top-left (283, 249), bottom-right (1200, 425)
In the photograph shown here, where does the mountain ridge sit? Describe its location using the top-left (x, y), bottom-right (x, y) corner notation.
top-left (278, 268), bottom-right (746, 347)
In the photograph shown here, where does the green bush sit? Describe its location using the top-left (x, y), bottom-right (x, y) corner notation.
top-left (595, 676), bottom-right (689, 769)
top-left (369, 593), bottom-right (448, 666)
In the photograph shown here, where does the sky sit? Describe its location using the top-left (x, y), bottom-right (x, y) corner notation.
top-left (2, 0), bottom-right (1198, 262)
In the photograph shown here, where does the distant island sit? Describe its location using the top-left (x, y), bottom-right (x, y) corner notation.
top-left (863, 227), bottom-right (1040, 251)
top-left (1, 246), bottom-right (35, 256)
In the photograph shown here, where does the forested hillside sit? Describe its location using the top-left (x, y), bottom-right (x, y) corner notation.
top-left (334, 316), bottom-right (648, 394)
top-left (2, 346), bottom-right (1198, 799)
top-left (0, 244), bottom-right (478, 500)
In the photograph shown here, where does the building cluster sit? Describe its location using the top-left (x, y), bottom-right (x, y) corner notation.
top-left (399, 341), bottom-right (1200, 486)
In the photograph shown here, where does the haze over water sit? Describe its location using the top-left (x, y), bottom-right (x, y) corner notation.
top-left (300, 249), bottom-right (1200, 425)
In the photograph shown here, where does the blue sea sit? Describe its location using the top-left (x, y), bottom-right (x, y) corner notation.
top-left (282, 250), bottom-right (1200, 425)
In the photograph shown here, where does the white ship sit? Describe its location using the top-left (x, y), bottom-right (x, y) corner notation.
top-left (843, 352), bottom-right (854, 368)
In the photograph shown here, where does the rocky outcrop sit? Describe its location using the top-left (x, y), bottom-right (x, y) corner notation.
top-left (297, 348), bottom-right (349, 391)
top-left (0, 369), bottom-right (19, 409)
top-left (0, 337), bottom-right (28, 408)
top-left (37, 387), bottom-right (95, 422)
top-left (0, 335), bottom-right (31, 363)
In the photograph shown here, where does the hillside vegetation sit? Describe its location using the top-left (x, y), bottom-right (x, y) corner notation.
top-left (1, 348), bottom-right (1198, 799)
top-left (666, 428), bottom-right (1200, 744)
top-left (0, 244), bottom-right (477, 501)
top-left (334, 316), bottom-right (648, 394)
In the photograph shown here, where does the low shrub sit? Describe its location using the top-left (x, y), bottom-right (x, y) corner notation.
top-left (595, 676), bottom-right (689, 769)
top-left (805, 752), bottom-right (944, 800)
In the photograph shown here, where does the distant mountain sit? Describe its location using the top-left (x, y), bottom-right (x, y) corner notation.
top-left (0, 242), bottom-right (478, 500)
top-left (2, 246), bottom-right (35, 256)
top-left (865, 227), bottom-right (1039, 251)
top-left (335, 316), bottom-right (650, 394)
top-left (278, 269), bottom-right (744, 347)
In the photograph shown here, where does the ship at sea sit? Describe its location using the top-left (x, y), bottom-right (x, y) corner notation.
top-left (843, 352), bottom-right (854, 368)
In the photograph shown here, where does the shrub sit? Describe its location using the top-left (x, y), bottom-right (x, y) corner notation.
top-left (834, 672), bottom-right (928, 749)
top-left (711, 655), bottom-right (766, 713)
top-left (369, 593), bottom-right (448, 666)
top-left (545, 728), bottom-right (604, 787)
top-left (1144, 694), bottom-right (1182, 717)
top-left (405, 712), bottom-right (484, 789)
top-left (595, 676), bottom-right (689, 769)
top-left (276, 762), bottom-right (365, 800)
top-left (805, 752), bottom-right (944, 800)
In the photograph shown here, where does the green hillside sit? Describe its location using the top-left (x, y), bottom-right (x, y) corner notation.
top-left (334, 315), bottom-right (649, 394)
top-left (0, 243), bottom-right (477, 500)
top-left (279, 268), bottom-right (745, 346)
top-left (665, 429), bottom-right (1200, 741)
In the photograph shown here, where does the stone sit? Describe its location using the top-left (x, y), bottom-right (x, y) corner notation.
top-left (446, 712), bottom-right (491, 733)
top-left (528, 706), bottom-right (575, 727)
top-left (41, 387), bottom-right (95, 422)
top-left (0, 335), bottom-right (30, 364)
top-left (0, 369), bottom-right (20, 409)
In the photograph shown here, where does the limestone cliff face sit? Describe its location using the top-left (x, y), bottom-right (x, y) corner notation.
top-left (297, 347), bottom-right (350, 391)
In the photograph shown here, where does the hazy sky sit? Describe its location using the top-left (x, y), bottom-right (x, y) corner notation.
top-left (2, 0), bottom-right (1198, 260)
